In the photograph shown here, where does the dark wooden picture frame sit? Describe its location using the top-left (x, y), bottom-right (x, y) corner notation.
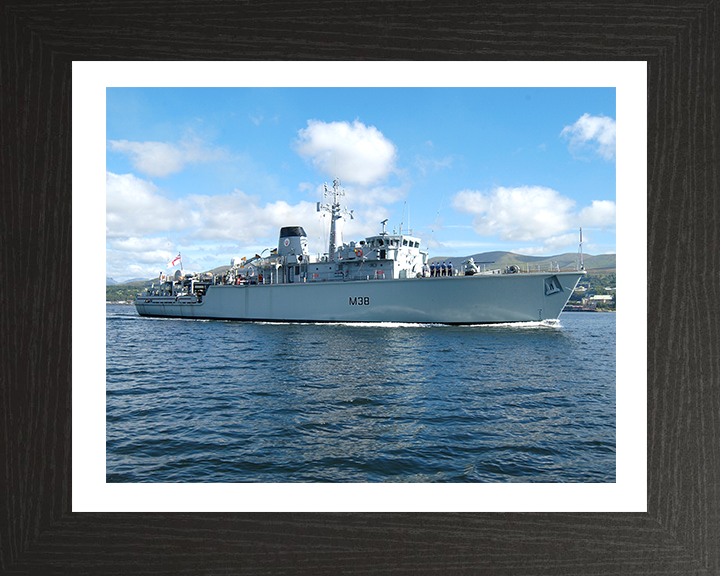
top-left (2, 2), bottom-right (717, 574)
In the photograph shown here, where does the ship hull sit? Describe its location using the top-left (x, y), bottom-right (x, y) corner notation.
top-left (135, 271), bottom-right (585, 324)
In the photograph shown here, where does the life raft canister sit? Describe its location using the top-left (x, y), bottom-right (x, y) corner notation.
top-left (355, 248), bottom-right (363, 258)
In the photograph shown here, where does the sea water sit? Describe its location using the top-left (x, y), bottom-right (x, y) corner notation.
top-left (106, 306), bottom-right (615, 483)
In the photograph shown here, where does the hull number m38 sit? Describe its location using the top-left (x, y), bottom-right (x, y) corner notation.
top-left (349, 296), bottom-right (370, 306)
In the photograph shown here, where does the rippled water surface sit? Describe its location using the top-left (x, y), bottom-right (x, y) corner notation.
top-left (106, 306), bottom-right (615, 482)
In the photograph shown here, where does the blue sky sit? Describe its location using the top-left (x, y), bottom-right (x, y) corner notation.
top-left (106, 87), bottom-right (616, 281)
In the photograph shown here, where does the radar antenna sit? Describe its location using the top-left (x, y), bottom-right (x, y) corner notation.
top-left (316, 177), bottom-right (353, 261)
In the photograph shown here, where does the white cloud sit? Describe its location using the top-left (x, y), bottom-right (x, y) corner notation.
top-left (106, 245), bottom-right (178, 281)
top-left (189, 188), bottom-right (392, 257)
top-left (106, 172), bottom-right (393, 280)
top-left (189, 189), bottom-right (321, 245)
top-left (561, 113), bottom-right (616, 160)
top-left (294, 120), bottom-right (397, 186)
top-left (108, 135), bottom-right (230, 177)
top-left (106, 172), bottom-right (193, 238)
top-left (298, 182), bottom-right (315, 194)
top-left (452, 186), bottom-right (576, 242)
top-left (111, 237), bottom-right (173, 253)
top-left (452, 185), bottom-right (615, 253)
top-left (301, 180), bottom-right (406, 211)
top-left (578, 199), bottom-right (616, 227)
top-left (347, 183), bottom-right (407, 207)
top-left (415, 155), bottom-right (453, 176)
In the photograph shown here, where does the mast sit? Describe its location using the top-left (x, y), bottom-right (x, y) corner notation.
top-left (317, 177), bottom-right (353, 261)
top-left (579, 227), bottom-right (584, 270)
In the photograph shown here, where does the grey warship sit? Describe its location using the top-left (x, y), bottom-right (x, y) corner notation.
top-left (135, 178), bottom-right (586, 324)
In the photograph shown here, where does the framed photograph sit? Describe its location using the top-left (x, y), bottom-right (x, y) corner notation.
top-left (3, 3), bottom-right (717, 574)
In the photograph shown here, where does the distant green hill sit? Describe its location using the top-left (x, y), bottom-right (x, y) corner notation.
top-left (106, 279), bottom-right (155, 302)
top-left (429, 251), bottom-right (615, 272)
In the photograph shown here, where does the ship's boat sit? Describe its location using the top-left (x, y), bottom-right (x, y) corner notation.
top-left (135, 179), bottom-right (586, 324)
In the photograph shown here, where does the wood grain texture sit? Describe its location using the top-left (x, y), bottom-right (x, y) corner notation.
top-left (1, 1), bottom-right (718, 574)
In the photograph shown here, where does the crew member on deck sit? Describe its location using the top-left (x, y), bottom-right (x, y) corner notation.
top-left (448, 261), bottom-right (453, 276)
top-left (430, 262), bottom-right (436, 277)
top-left (441, 262), bottom-right (447, 277)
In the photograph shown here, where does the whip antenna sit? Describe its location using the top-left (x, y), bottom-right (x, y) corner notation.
top-left (427, 194), bottom-right (445, 250)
